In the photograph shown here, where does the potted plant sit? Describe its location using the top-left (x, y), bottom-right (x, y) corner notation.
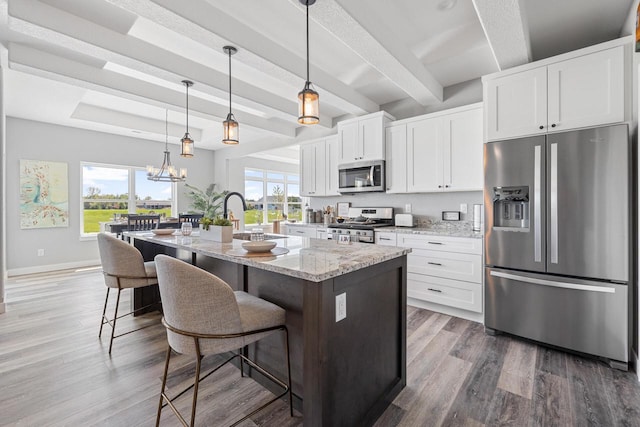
top-left (184, 183), bottom-right (227, 219)
top-left (199, 216), bottom-right (233, 243)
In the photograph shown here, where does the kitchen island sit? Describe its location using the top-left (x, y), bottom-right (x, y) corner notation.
top-left (126, 231), bottom-right (410, 427)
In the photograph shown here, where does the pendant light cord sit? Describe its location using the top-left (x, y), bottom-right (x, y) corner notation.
top-left (228, 49), bottom-right (232, 115)
top-left (185, 83), bottom-right (189, 133)
top-left (165, 109), bottom-right (169, 150)
top-left (306, 2), bottom-right (310, 83)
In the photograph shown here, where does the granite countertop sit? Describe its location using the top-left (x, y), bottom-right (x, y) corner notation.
top-left (127, 232), bottom-right (410, 282)
top-left (283, 222), bottom-right (326, 228)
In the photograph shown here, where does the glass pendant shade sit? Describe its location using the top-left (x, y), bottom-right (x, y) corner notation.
top-left (181, 133), bottom-right (194, 157)
top-left (222, 113), bottom-right (239, 145)
top-left (298, 82), bottom-right (319, 125)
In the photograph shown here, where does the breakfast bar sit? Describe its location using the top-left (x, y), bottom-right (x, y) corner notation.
top-left (127, 231), bottom-right (410, 427)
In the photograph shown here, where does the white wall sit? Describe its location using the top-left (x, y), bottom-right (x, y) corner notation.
top-left (6, 118), bottom-right (216, 275)
top-left (0, 62), bottom-right (7, 313)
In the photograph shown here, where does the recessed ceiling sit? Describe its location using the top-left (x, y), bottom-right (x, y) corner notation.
top-left (0, 0), bottom-right (633, 159)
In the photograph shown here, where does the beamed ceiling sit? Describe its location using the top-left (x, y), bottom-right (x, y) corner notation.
top-left (0, 0), bottom-right (634, 158)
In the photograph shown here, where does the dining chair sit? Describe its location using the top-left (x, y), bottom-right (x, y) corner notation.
top-left (154, 255), bottom-right (293, 427)
top-left (178, 213), bottom-right (203, 227)
top-left (127, 214), bottom-right (160, 231)
top-left (97, 233), bottom-right (161, 354)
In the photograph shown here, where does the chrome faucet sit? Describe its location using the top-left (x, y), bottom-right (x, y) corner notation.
top-left (223, 192), bottom-right (248, 219)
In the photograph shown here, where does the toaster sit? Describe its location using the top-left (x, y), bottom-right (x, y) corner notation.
top-left (394, 213), bottom-right (415, 227)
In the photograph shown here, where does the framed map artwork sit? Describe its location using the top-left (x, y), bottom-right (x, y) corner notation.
top-left (20, 159), bottom-right (69, 229)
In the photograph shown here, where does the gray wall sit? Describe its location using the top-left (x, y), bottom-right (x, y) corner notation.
top-left (6, 117), bottom-right (216, 275)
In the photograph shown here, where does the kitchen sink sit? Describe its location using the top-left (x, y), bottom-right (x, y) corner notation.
top-left (232, 232), bottom-right (288, 241)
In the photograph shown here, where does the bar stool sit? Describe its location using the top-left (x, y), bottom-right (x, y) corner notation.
top-left (153, 255), bottom-right (293, 427)
top-left (96, 233), bottom-right (160, 354)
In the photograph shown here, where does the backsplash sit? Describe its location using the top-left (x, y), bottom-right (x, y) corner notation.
top-left (309, 191), bottom-right (483, 222)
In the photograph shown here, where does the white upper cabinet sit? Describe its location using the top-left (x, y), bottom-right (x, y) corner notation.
top-left (484, 39), bottom-right (629, 142)
top-left (485, 67), bottom-right (547, 141)
top-left (547, 46), bottom-right (624, 131)
top-left (386, 104), bottom-right (483, 194)
top-left (444, 107), bottom-right (484, 191)
top-left (300, 136), bottom-right (339, 197)
top-left (385, 125), bottom-right (407, 193)
top-left (338, 111), bottom-right (394, 163)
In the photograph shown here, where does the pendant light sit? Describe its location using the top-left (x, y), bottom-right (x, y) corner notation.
top-left (180, 79), bottom-right (195, 157)
top-left (297, 0), bottom-right (319, 125)
top-left (222, 46), bottom-right (239, 145)
top-left (147, 110), bottom-right (187, 182)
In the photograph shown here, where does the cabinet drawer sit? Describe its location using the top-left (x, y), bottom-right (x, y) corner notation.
top-left (286, 226), bottom-right (317, 238)
top-left (397, 234), bottom-right (481, 255)
top-left (408, 249), bottom-right (481, 283)
top-left (408, 273), bottom-right (482, 313)
top-left (375, 232), bottom-right (397, 246)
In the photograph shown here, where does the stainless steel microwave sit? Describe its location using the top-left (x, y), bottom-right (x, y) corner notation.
top-left (338, 160), bottom-right (385, 193)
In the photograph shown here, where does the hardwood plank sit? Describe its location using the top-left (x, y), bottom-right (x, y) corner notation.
top-left (566, 355), bottom-right (614, 425)
top-left (442, 315), bottom-right (472, 335)
top-left (406, 312), bottom-right (451, 364)
top-left (530, 371), bottom-right (572, 426)
top-left (485, 389), bottom-right (532, 427)
top-left (599, 360), bottom-right (640, 426)
top-left (497, 339), bottom-right (537, 399)
top-left (535, 346), bottom-right (568, 379)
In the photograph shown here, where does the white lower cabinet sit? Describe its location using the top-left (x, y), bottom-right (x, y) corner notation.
top-left (285, 224), bottom-right (317, 238)
top-left (316, 229), bottom-right (327, 239)
top-left (397, 234), bottom-right (483, 316)
top-left (374, 231), bottom-right (397, 246)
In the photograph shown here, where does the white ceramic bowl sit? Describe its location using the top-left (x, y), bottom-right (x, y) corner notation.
top-left (152, 229), bottom-right (175, 235)
top-left (241, 241), bottom-right (277, 253)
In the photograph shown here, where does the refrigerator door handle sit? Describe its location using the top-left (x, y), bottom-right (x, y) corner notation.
top-left (490, 271), bottom-right (616, 293)
top-left (534, 145), bottom-right (542, 263)
top-left (550, 142), bottom-right (558, 264)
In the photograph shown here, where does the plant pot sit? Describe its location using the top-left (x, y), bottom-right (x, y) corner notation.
top-left (199, 225), bottom-right (233, 243)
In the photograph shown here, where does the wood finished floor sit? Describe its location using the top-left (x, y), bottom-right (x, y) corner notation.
top-left (1, 268), bottom-right (640, 426)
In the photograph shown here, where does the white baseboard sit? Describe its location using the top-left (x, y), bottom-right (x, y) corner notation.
top-left (407, 297), bottom-right (484, 324)
top-left (8, 259), bottom-right (101, 277)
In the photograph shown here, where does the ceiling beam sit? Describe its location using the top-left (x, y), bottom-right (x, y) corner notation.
top-left (9, 43), bottom-right (296, 138)
top-left (472, 0), bottom-right (531, 70)
top-left (8, 0), bottom-right (330, 128)
top-left (123, 0), bottom-right (379, 116)
top-left (305, 0), bottom-right (443, 106)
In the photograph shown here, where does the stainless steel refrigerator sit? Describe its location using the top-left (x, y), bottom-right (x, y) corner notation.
top-left (484, 124), bottom-right (630, 368)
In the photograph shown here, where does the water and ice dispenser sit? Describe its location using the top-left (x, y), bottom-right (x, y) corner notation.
top-left (492, 186), bottom-right (530, 230)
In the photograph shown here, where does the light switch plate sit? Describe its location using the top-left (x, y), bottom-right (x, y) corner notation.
top-left (336, 293), bottom-right (346, 322)
top-left (405, 203), bottom-right (412, 213)
top-left (460, 203), bottom-right (468, 214)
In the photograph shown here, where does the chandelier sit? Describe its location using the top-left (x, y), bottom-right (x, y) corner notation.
top-left (147, 110), bottom-right (187, 182)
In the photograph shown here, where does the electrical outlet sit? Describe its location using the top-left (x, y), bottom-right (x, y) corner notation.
top-left (460, 203), bottom-right (468, 214)
top-left (37, 249), bottom-right (45, 257)
top-left (405, 203), bottom-right (412, 213)
top-left (336, 292), bottom-right (347, 322)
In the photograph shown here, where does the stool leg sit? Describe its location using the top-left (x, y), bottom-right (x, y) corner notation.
top-left (284, 327), bottom-right (293, 417)
top-left (108, 288), bottom-right (122, 354)
top-left (156, 345), bottom-right (172, 427)
top-left (190, 342), bottom-right (203, 427)
top-left (98, 288), bottom-right (110, 337)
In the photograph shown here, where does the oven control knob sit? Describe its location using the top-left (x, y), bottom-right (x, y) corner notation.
top-left (356, 231), bottom-right (361, 235)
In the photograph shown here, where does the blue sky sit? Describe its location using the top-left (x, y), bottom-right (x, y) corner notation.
top-left (82, 166), bottom-right (172, 200)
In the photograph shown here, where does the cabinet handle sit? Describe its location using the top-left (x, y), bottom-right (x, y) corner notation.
top-left (539, 125), bottom-right (544, 129)
top-left (427, 241), bottom-right (443, 245)
top-left (551, 123), bottom-right (557, 128)
top-left (427, 288), bottom-right (442, 293)
top-left (296, 231), bottom-right (304, 234)
top-left (428, 262), bottom-right (442, 266)
top-left (380, 237), bottom-right (392, 241)
top-left (445, 184), bottom-right (450, 188)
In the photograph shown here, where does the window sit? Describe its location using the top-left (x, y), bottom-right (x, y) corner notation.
top-left (81, 163), bottom-right (174, 236)
top-left (244, 168), bottom-right (302, 225)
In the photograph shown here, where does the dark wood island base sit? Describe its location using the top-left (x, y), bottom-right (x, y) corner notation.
top-left (132, 237), bottom-right (407, 427)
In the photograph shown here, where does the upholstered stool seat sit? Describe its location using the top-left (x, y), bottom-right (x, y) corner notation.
top-left (97, 233), bottom-right (161, 354)
top-left (154, 254), bottom-right (293, 427)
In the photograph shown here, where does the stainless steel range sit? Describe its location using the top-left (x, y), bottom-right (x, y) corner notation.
top-left (327, 207), bottom-right (393, 243)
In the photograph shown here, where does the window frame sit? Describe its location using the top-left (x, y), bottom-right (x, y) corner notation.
top-left (80, 162), bottom-right (176, 238)
top-left (244, 168), bottom-right (302, 225)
